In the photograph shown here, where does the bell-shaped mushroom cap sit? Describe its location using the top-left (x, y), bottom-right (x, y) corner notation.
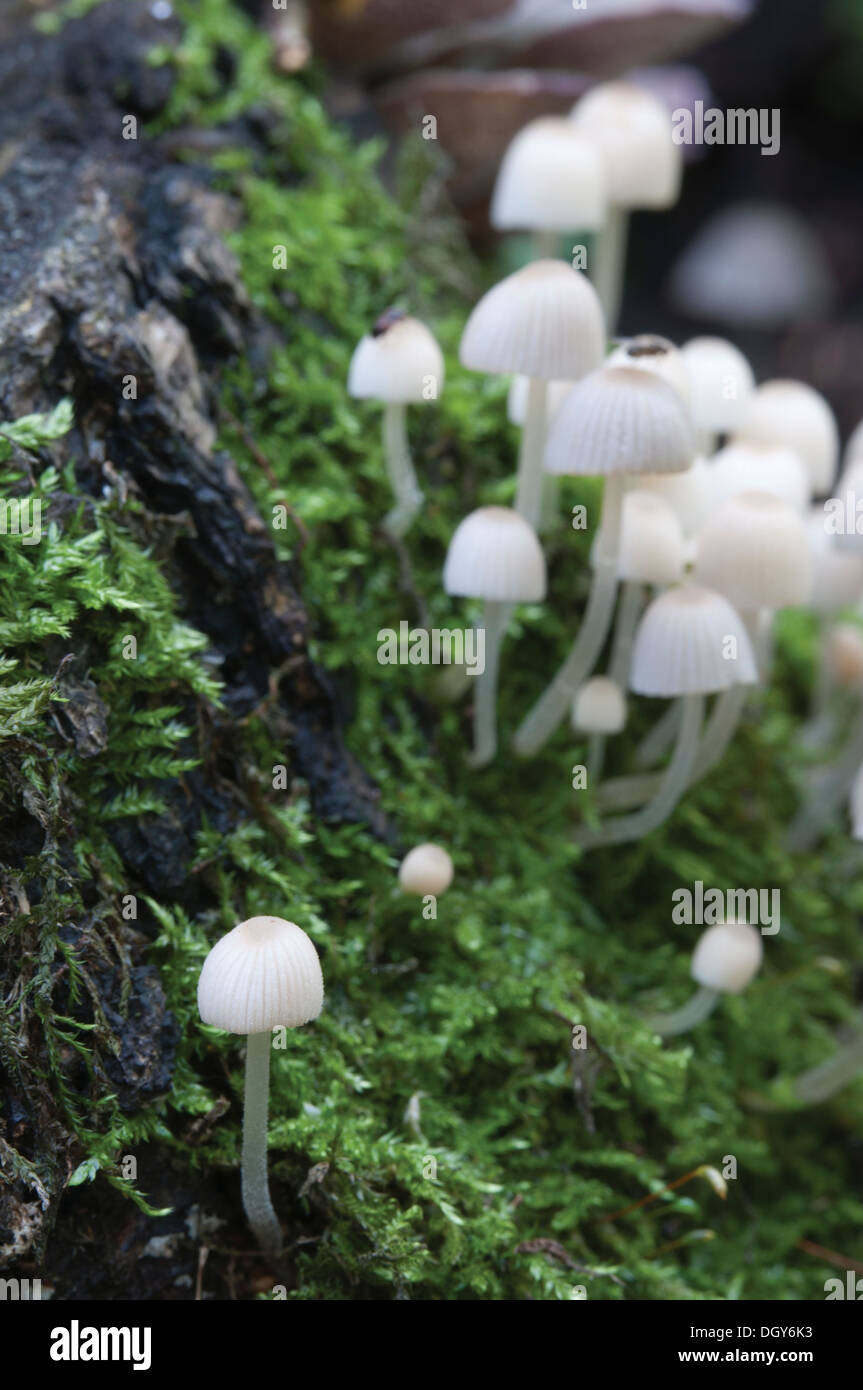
top-left (630, 582), bottom-right (758, 697)
top-left (348, 312), bottom-right (444, 403)
top-left (460, 260), bottom-right (605, 381)
top-left (670, 202), bottom-right (835, 330)
top-left (617, 489), bottom-right (687, 585)
top-left (444, 505), bottom-right (546, 602)
top-left (695, 491), bottom-right (813, 612)
top-left (491, 117), bottom-right (606, 232)
top-left (507, 376), bottom-right (574, 428)
top-left (690, 920), bottom-right (763, 994)
top-left (850, 762), bottom-right (863, 841)
top-left (806, 508), bottom-right (863, 614)
top-left (640, 456), bottom-right (714, 536)
top-left (824, 623), bottom-right (863, 690)
top-left (572, 676), bottom-right (627, 735)
top-left (709, 440), bottom-right (811, 513)
top-left (398, 843), bottom-right (454, 896)
top-left (681, 336), bottom-right (755, 435)
top-left (570, 81), bottom-right (682, 209)
top-left (737, 380), bottom-right (840, 496)
top-left (606, 335), bottom-right (692, 408)
top-left (546, 366), bottom-right (695, 477)
top-left (197, 916), bottom-right (324, 1035)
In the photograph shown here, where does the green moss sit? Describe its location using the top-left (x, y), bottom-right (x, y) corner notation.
top-left (3, 0), bottom-right (862, 1300)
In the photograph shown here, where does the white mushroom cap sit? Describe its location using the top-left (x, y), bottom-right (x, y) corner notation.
top-left (443, 505), bottom-right (546, 602)
top-left (616, 489), bottom-right (687, 585)
top-left (572, 676), bottom-right (627, 734)
top-left (491, 118), bottom-right (606, 233)
top-left (670, 202), bottom-right (835, 330)
top-left (681, 336), bottom-right (755, 435)
top-left (630, 582), bottom-right (757, 697)
top-left (695, 491), bottom-right (813, 612)
top-left (398, 843), bottom-right (454, 896)
top-left (570, 81), bottom-right (682, 210)
top-left (850, 763), bottom-right (863, 840)
top-left (197, 916), bottom-right (324, 1034)
top-left (806, 508), bottom-right (863, 613)
top-left (737, 380), bottom-right (840, 496)
top-left (639, 456), bottom-right (714, 536)
top-left (709, 440), bottom-right (811, 513)
top-left (691, 920), bottom-right (763, 994)
top-left (546, 366), bottom-right (695, 477)
top-left (606, 335), bottom-right (692, 409)
top-left (460, 260), bottom-right (605, 382)
top-left (824, 623), bottom-right (863, 690)
top-left (507, 376), bottom-right (574, 428)
top-left (348, 312), bottom-right (444, 403)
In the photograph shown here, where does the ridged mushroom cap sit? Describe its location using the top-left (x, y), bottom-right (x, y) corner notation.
top-left (691, 921), bottom-right (763, 994)
top-left (197, 916), bottom-right (324, 1034)
top-left (444, 506), bottom-right (546, 602)
top-left (640, 456), bottom-right (714, 536)
top-left (617, 489), bottom-right (687, 585)
top-left (695, 491), bottom-right (812, 611)
top-left (348, 313), bottom-right (444, 403)
top-left (546, 366), bottom-right (695, 477)
top-left (806, 508), bottom-right (863, 613)
top-left (630, 583), bottom-right (758, 697)
top-left (460, 260), bottom-right (605, 381)
top-left (737, 380), bottom-right (839, 496)
top-left (398, 844), bottom-right (454, 896)
top-left (570, 81), bottom-right (682, 210)
top-left (709, 440), bottom-right (811, 512)
top-left (681, 336), bottom-right (755, 435)
top-left (606, 335), bottom-right (692, 409)
top-left (491, 118), bottom-right (606, 232)
top-left (572, 676), bottom-right (627, 734)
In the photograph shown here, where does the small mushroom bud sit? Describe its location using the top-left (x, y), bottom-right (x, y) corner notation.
top-left (649, 921), bottom-right (763, 1036)
top-left (398, 844), bottom-right (454, 897)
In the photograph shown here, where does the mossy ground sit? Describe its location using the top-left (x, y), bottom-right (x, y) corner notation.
top-left (2, 0), bottom-right (862, 1299)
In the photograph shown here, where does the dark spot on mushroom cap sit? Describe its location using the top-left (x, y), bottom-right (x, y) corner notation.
top-left (372, 307), bottom-right (407, 337)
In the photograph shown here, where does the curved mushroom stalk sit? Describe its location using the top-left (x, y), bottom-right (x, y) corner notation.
top-left (792, 1022), bottom-right (863, 1104)
top-left (646, 985), bottom-right (720, 1037)
top-left (574, 692), bottom-right (704, 850)
top-left (242, 1031), bottom-right (283, 1254)
top-left (382, 401), bottom-right (423, 538)
top-left (786, 702), bottom-right (863, 852)
top-left (514, 475), bottom-right (626, 757)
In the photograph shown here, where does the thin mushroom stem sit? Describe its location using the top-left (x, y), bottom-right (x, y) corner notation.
top-left (241, 1031), bottom-right (283, 1254)
top-left (635, 699), bottom-right (681, 769)
top-left (574, 692), bottom-right (704, 849)
top-left (646, 984), bottom-right (720, 1037)
top-left (786, 701), bottom-right (863, 852)
top-left (468, 600), bottom-right (508, 769)
top-left (596, 684), bottom-right (750, 813)
top-left (514, 377), bottom-right (548, 530)
top-left (382, 401), bottom-right (423, 537)
top-left (588, 580), bottom-right (645, 781)
top-left (532, 229), bottom-right (558, 259)
top-left (792, 1021), bottom-right (863, 1104)
top-left (514, 474), bottom-right (627, 757)
top-left (591, 205), bottom-right (629, 332)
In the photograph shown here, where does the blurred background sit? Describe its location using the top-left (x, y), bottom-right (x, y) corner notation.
top-left (261, 0), bottom-right (863, 437)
